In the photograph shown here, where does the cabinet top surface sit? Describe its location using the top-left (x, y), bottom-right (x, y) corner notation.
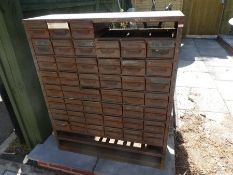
top-left (23, 11), bottom-right (184, 22)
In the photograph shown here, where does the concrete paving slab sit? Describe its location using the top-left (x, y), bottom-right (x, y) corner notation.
top-left (28, 135), bottom-right (97, 172)
top-left (178, 60), bottom-right (207, 72)
top-left (176, 72), bottom-right (216, 88)
top-left (179, 47), bottom-right (202, 61)
top-left (215, 81), bottom-right (233, 100)
top-left (198, 48), bottom-right (229, 57)
top-left (194, 39), bottom-right (223, 49)
top-left (203, 57), bottom-right (233, 67)
top-left (181, 38), bottom-right (196, 48)
top-left (225, 100), bottom-right (233, 116)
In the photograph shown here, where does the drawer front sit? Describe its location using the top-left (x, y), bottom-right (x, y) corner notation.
top-left (42, 76), bottom-right (60, 85)
top-left (105, 127), bottom-right (123, 140)
top-left (46, 89), bottom-right (63, 98)
top-left (123, 118), bottom-right (143, 130)
top-left (102, 103), bottom-right (122, 116)
top-left (98, 59), bottom-right (120, 74)
top-left (54, 120), bottom-right (70, 131)
top-left (48, 101), bottom-right (66, 110)
top-left (100, 75), bottom-right (121, 89)
top-left (147, 39), bottom-right (175, 48)
top-left (81, 89), bottom-right (101, 101)
top-left (95, 40), bottom-right (119, 49)
top-left (72, 29), bottom-right (94, 39)
top-left (70, 21), bottom-right (93, 29)
top-left (121, 41), bottom-right (146, 49)
top-left (145, 93), bottom-right (169, 108)
top-left (77, 58), bottom-right (98, 74)
top-left (122, 60), bottom-right (145, 76)
top-left (70, 123), bottom-right (86, 134)
top-left (50, 109), bottom-right (68, 121)
top-left (122, 76), bottom-right (145, 91)
top-left (63, 91), bottom-right (81, 99)
top-left (101, 90), bottom-right (122, 103)
top-left (36, 56), bottom-right (55, 62)
top-left (124, 130), bottom-right (142, 143)
top-left (87, 125), bottom-right (104, 136)
top-left (144, 124), bottom-right (165, 134)
top-left (80, 74), bottom-right (100, 88)
top-left (34, 46), bottom-right (53, 55)
top-left (44, 84), bottom-right (61, 91)
top-left (75, 47), bottom-right (96, 57)
top-left (147, 48), bottom-right (174, 58)
top-left (49, 29), bottom-right (71, 39)
top-left (121, 48), bottom-right (146, 58)
top-left (24, 22), bottom-right (47, 29)
top-left (52, 39), bottom-right (73, 47)
top-left (66, 103), bottom-right (83, 112)
top-left (104, 116), bottom-right (123, 128)
top-left (73, 40), bottom-right (94, 47)
top-left (68, 111), bottom-right (84, 117)
top-left (56, 57), bottom-right (76, 63)
top-left (146, 60), bottom-right (173, 76)
top-left (123, 91), bottom-right (144, 106)
top-left (32, 39), bottom-right (51, 46)
top-left (60, 77), bottom-right (79, 86)
top-left (146, 77), bottom-right (170, 92)
top-left (123, 105), bottom-right (144, 119)
top-left (96, 48), bottom-right (120, 58)
top-left (83, 101), bottom-right (102, 114)
top-left (54, 47), bottom-right (75, 56)
top-left (38, 62), bottom-right (57, 71)
top-left (143, 133), bottom-right (164, 147)
top-left (69, 115), bottom-right (85, 123)
top-left (85, 113), bottom-right (103, 125)
top-left (28, 29), bottom-right (49, 38)
top-left (144, 108), bottom-right (167, 121)
top-left (57, 63), bottom-right (77, 72)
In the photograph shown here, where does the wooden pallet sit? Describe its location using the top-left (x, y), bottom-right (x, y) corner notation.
top-left (57, 131), bottom-right (163, 168)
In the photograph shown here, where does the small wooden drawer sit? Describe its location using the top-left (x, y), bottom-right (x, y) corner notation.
top-left (124, 130), bottom-right (142, 143)
top-left (40, 70), bottom-right (58, 77)
top-left (63, 91), bottom-right (81, 99)
top-left (143, 133), bottom-right (164, 147)
top-left (52, 40), bottom-right (73, 47)
top-left (75, 47), bottom-right (96, 57)
top-left (24, 21), bottom-right (47, 29)
top-left (121, 40), bottom-right (146, 58)
top-left (47, 96), bottom-right (64, 103)
top-left (73, 40), bottom-right (94, 47)
top-left (101, 89), bottom-right (122, 103)
top-left (87, 125), bottom-right (104, 136)
top-left (144, 122), bottom-right (165, 134)
top-left (36, 56), bottom-right (55, 62)
top-left (77, 57), bottom-right (98, 74)
top-left (123, 118), bottom-right (143, 130)
top-left (122, 76), bottom-right (145, 91)
top-left (145, 93), bottom-right (169, 108)
top-left (83, 101), bottom-right (102, 114)
top-left (55, 56), bottom-right (76, 63)
top-left (146, 60), bottom-right (173, 76)
top-left (45, 89), bottom-right (63, 98)
top-left (98, 59), bottom-right (121, 75)
top-left (123, 105), bottom-right (144, 119)
top-left (100, 75), bottom-right (121, 89)
top-left (71, 29), bottom-right (94, 39)
top-left (95, 40), bottom-right (119, 49)
top-left (62, 86), bottom-right (80, 93)
top-left (70, 122), bottom-right (86, 134)
top-left (41, 76), bottom-right (60, 85)
top-left (122, 60), bottom-right (145, 76)
top-left (28, 29), bottom-right (49, 38)
top-left (79, 74), bottom-right (100, 88)
top-left (68, 111), bottom-right (84, 117)
top-left (104, 116), bottom-right (123, 128)
top-left (66, 104), bottom-right (83, 112)
top-left (57, 62), bottom-right (77, 72)
top-left (96, 48), bottom-right (120, 58)
top-left (105, 127), bottom-right (123, 140)
top-left (32, 39), bottom-right (51, 46)
top-left (147, 48), bottom-right (174, 58)
top-left (44, 84), bottom-right (61, 91)
top-left (70, 21), bottom-right (94, 29)
top-left (144, 108), bottom-right (167, 121)
top-left (85, 113), bottom-right (103, 125)
top-left (80, 89), bottom-right (101, 101)
top-left (59, 72), bottom-right (79, 86)
top-left (54, 47), bottom-right (75, 56)
top-left (49, 29), bottom-right (71, 39)
top-left (48, 101), bottom-right (66, 110)
top-left (102, 103), bottom-right (122, 116)
top-left (147, 39), bottom-right (175, 48)
top-left (146, 78), bottom-right (171, 93)
top-left (38, 61), bottom-right (57, 71)
top-left (34, 45), bottom-right (53, 55)
top-left (69, 114), bottom-right (85, 123)
top-left (54, 120), bottom-right (70, 131)
top-left (50, 109), bottom-right (68, 121)
top-left (123, 91), bottom-right (144, 106)
top-left (146, 77), bottom-right (170, 92)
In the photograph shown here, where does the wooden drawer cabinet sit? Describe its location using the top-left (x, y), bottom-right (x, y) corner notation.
top-left (24, 11), bottom-right (184, 166)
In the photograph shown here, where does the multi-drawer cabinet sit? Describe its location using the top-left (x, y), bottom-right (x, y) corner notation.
top-left (23, 11), bottom-right (184, 168)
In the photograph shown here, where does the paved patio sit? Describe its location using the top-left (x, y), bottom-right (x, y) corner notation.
top-left (176, 38), bottom-right (233, 123)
